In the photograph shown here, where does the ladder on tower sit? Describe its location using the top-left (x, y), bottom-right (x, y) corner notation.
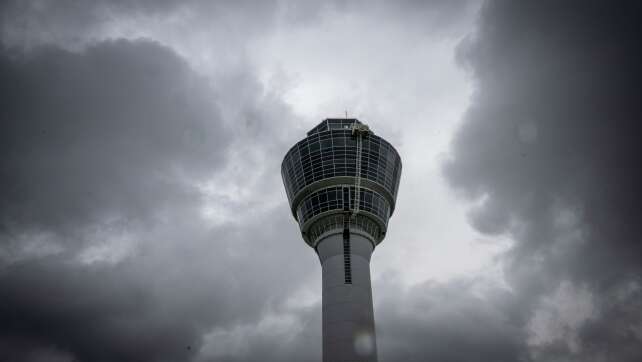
top-left (351, 122), bottom-right (370, 218)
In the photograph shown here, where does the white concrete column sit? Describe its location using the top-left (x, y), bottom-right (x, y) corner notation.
top-left (317, 233), bottom-right (378, 362)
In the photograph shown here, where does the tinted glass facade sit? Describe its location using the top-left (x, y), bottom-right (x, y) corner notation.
top-left (282, 119), bottom-right (402, 246)
top-left (295, 186), bottom-right (390, 227)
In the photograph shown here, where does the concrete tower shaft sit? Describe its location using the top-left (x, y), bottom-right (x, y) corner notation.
top-left (281, 119), bottom-right (402, 362)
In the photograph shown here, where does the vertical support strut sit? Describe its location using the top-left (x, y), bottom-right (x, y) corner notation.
top-left (354, 129), bottom-right (363, 216)
top-left (351, 122), bottom-right (370, 219)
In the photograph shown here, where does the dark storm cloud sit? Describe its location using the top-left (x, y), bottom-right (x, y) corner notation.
top-left (0, 39), bottom-right (225, 360)
top-left (0, 40), bottom-right (227, 236)
top-left (445, 0), bottom-right (642, 360)
top-left (0, 37), bottom-right (322, 361)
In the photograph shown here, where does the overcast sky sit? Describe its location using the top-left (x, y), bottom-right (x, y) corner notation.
top-left (1, 1), bottom-right (641, 361)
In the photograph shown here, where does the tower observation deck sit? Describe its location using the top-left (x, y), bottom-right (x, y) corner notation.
top-left (281, 118), bottom-right (402, 362)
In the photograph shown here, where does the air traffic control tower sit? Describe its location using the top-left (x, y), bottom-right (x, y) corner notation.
top-left (282, 119), bottom-right (402, 362)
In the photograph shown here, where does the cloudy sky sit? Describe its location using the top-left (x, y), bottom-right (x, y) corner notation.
top-left (1, 1), bottom-right (641, 361)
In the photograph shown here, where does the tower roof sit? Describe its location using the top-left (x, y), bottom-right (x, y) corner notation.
top-left (307, 118), bottom-right (362, 136)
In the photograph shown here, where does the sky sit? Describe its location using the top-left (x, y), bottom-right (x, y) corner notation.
top-left (0, 1), bottom-right (641, 361)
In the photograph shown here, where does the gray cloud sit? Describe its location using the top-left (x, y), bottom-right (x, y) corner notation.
top-left (0, 0), bottom-right (179, 47)
top-left (0, 37), bottom-right (321, 361)
top-left (0, 212), bottom-right (318, 362)
top-left (0, 0), bottom-right (282, 52)
top-left (0, 40), bottom-right (228, 237)
top-left (376, 277), bottom-right (527, 362)
top-left (445, 1), bottom-right (642, 360)
top-left (279, 0), bottom-right (474, 33)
